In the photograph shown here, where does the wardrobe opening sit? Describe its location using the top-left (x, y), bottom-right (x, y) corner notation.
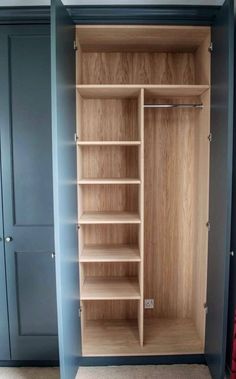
top-left (76, 26), bottom-right (211, 356)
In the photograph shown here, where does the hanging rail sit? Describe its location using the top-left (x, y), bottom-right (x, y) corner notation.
top-left (144, 103), bottom-right (203, 109)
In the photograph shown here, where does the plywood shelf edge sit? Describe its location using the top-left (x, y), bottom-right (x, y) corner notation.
top-left (79, 211), bottom-right (141, 224)
top-left (80, 244), bottom-right (141, 262)
top-left (78, 178), bottom-right (141, 184)
top-left (81, 276), bottom-right (141, 300)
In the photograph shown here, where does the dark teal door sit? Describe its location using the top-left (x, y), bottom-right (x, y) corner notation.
top-left (51, 0), bottom-right (80, 378)
top-left (0, 150), bottom-right (10, 360)
top-left (205, 0), bottom-right (234, 378)
top-left (0, 26), bottom-right (58, 360)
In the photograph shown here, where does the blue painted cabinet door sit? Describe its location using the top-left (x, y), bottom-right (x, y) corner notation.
top-left (0, 25), bottom-right (58, 361)
top-left (0, 152), bottom-right (10, 360)
top-left (51, 0), bottom-right (81, 378)
top-left (205, 0), bottom-right (234, 378)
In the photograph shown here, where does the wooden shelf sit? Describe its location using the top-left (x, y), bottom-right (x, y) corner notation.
top-left (79, 211), bottom-right (141, 224)
top-left (77, 85), bottom-right (140, 98)
top-left (78, 178), bottom-right (141, 185)
top-left (77, 84), bottom-right (209, 99)
top-left (77, 141), bottom-right (141, 146)
top-left (144, 84), bottom-right (209, 98)
top-left (81, 277), bottom-right (140, 300)
top-left (82, 318), bottom-right (203, 356)
top-left (80, 244), bottom-right (141, 262)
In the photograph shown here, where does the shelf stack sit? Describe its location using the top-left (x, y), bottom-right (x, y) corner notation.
top-left (77, 86), bottom-right (144, 349)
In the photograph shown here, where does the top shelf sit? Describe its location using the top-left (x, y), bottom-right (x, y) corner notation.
top-left (76, 25), bottom-right (210, 53)
top-left (77, 85), bottom-right (210, 99)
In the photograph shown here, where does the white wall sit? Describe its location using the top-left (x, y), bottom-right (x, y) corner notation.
top-left (0, 0), bottom-right (225, 6)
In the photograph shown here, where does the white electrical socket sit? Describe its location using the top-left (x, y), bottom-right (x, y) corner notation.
top-left (144, 299), bottom-right (154, 309)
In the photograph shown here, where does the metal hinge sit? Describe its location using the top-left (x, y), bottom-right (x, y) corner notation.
top-left (74, 40), bottom-right (78, 51)
top-left (206, 221), bottom-right (211, 231)
top-left (74, 133), bottom-right (79, 143)
top-left (208, 133), bottom-right (212, 142)
top-left (204, 303), bottom-right (208, 314)
top-left (78, 307), bottom-right (82, 318)
top-left (208, 42), bottom-right (213, 53)
top-left (230, 251), bottom-right (235, 257)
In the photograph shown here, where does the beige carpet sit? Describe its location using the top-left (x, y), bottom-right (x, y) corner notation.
top-left (0, 367), bottom-right (59, 379)
top-left (77, 365), bottom-right (211, 379)
top-left (0, 365), bottom-right (211, 379)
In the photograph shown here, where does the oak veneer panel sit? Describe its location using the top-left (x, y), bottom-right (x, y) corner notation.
top-left (80, 99), bottom-right (138, 143)
top-left (83, 300), bottom-right (138, 321)
top-left (144, 85), bottom-right (209, 98)
top-left (195, 29), bottom-right (211, 85)
top-left (76, 25), bottom-right (210, 53)
top-left (81, 53), bottom-right (195, 85)
top-left (81, 146), bottom-right (138, 179)
top-left (81, 277), bottom-right (140, 300)
top-left (83, 261), bottom-right (137, 278)
top-left (79, 211), bottom-right (141, 224)
top-left (80, 245), bottom-right (141, 262)
top-left (192, 90), bottom-right (210, 343)
top-left (81, 224), bottom-right (138, 246)
top-left (81, 185), bottom-right (138, 213)
top-left (82, 318), bottom-right (203, 356)
top-left (79, 97), bottom-right (138, 141)
top-left (144, 99), bottom-right (197, 319)
top-left (77, 86), bottom-right (140, 98)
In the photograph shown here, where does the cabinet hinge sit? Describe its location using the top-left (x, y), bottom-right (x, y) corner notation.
top-left (74, 40), bottom-right (78, 51)
top-left (204, 303), bottom-right (208, 314)
top-left (74, 133), bottom-right (79, 143)
top-left (208, 133), bottom-right (212, 142)
top-left (208, 42), bottom-right (213, 53)
top-left (206, 221), bottom-right (211, 231)
top-left (230, 251), bottom-right (235, 257)
top-left (78, 307), bottom-right (82, 318)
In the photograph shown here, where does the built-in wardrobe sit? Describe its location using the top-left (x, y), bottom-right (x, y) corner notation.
top-left (76, 25), bottom-right (210, 357)
top-left (51, 1), bottom-right (234, 379)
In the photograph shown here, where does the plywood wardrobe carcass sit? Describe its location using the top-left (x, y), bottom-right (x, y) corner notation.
top-left (75, 25), bottom-right (211, 357)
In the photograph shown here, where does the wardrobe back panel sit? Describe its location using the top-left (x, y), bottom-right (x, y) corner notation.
top-left (80, 98), bottom-right (138, 141)
top-left (80, 146), bottom-right (139, 178)
top-left (81, 52), bottom-right (195, 85)
top-left (144, 96), bottom-right (208, 320)
top-left (84, 300), bottom-right (138, 320)
top-left (81, 185), bottom-right (139, 212)
top-left (81, 224), bottom-right (139, 246)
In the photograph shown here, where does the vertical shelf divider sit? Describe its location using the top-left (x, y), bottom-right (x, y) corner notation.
top-left (76, 40), bottom-right (85, 352)
top-left (138, 88), bottom-right (144, 346)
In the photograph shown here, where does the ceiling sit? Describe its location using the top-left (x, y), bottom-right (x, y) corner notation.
top-left (0, 0), bottom-right (225, 6)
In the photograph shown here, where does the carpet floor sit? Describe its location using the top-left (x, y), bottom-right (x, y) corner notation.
top-left (0, 365), bottom-right (211, 379)
top-left (77, 365), bottom-right (211, 379)
top-left (0, 368), bottom-right (59, 379)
